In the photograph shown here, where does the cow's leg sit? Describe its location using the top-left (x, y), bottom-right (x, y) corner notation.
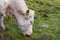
top-left (0, 13), bottom-right (5, 31)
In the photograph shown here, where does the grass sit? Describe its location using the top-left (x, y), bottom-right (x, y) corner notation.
top-left (0, 0), bottom-right (60, 40)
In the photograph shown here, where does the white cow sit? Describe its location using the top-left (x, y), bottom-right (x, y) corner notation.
top-left (0, 0), bottom-right (35, 36)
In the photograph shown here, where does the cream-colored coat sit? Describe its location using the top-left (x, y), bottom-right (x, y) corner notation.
top-left (0, 0), bottom-right (35, 36)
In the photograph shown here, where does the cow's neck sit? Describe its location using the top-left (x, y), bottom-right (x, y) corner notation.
top-left (9, 0), bottom-right (28, 14)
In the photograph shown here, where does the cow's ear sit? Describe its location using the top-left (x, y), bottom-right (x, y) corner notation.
top-left (25, 10), bottom-right (29, 16)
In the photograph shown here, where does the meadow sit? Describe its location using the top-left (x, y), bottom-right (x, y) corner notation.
top-left (0, 0), bottom-right (60, 40)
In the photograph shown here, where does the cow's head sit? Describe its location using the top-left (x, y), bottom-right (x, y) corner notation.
top-left (16, 9), bottom-right (35, 36)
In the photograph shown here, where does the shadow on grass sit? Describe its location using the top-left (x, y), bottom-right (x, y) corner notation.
top-left (32, 34), bottom-right (53, 40)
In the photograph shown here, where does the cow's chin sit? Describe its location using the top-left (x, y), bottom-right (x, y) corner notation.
top-left (19, 24), bottom-right (33, 37)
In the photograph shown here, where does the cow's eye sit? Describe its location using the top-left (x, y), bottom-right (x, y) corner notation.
top-left (30, 21), bottom-right (33, 24)
top-left (29, 16), bottom-right (32, 18)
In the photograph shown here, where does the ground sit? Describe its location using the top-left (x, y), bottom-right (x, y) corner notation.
top-left (0, 0), bottom-right (60, 40)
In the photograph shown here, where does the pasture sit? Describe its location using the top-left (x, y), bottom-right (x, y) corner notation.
top-left (0, 0), bottom-right (60, 40)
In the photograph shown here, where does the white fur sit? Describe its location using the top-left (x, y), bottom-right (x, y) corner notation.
top-left (8, 0), bottom-right (28, 14)
top-left (0, 0), bottom-right (35, 36)
top-left (13, 10), bottom-right (34, 36)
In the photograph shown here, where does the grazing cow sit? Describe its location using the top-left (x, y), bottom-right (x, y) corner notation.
top-left (0, 0), bottom-right (35, 36)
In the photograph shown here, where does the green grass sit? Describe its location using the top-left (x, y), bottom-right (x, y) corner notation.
top-left (0, 0), bottom-right (60, 40)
